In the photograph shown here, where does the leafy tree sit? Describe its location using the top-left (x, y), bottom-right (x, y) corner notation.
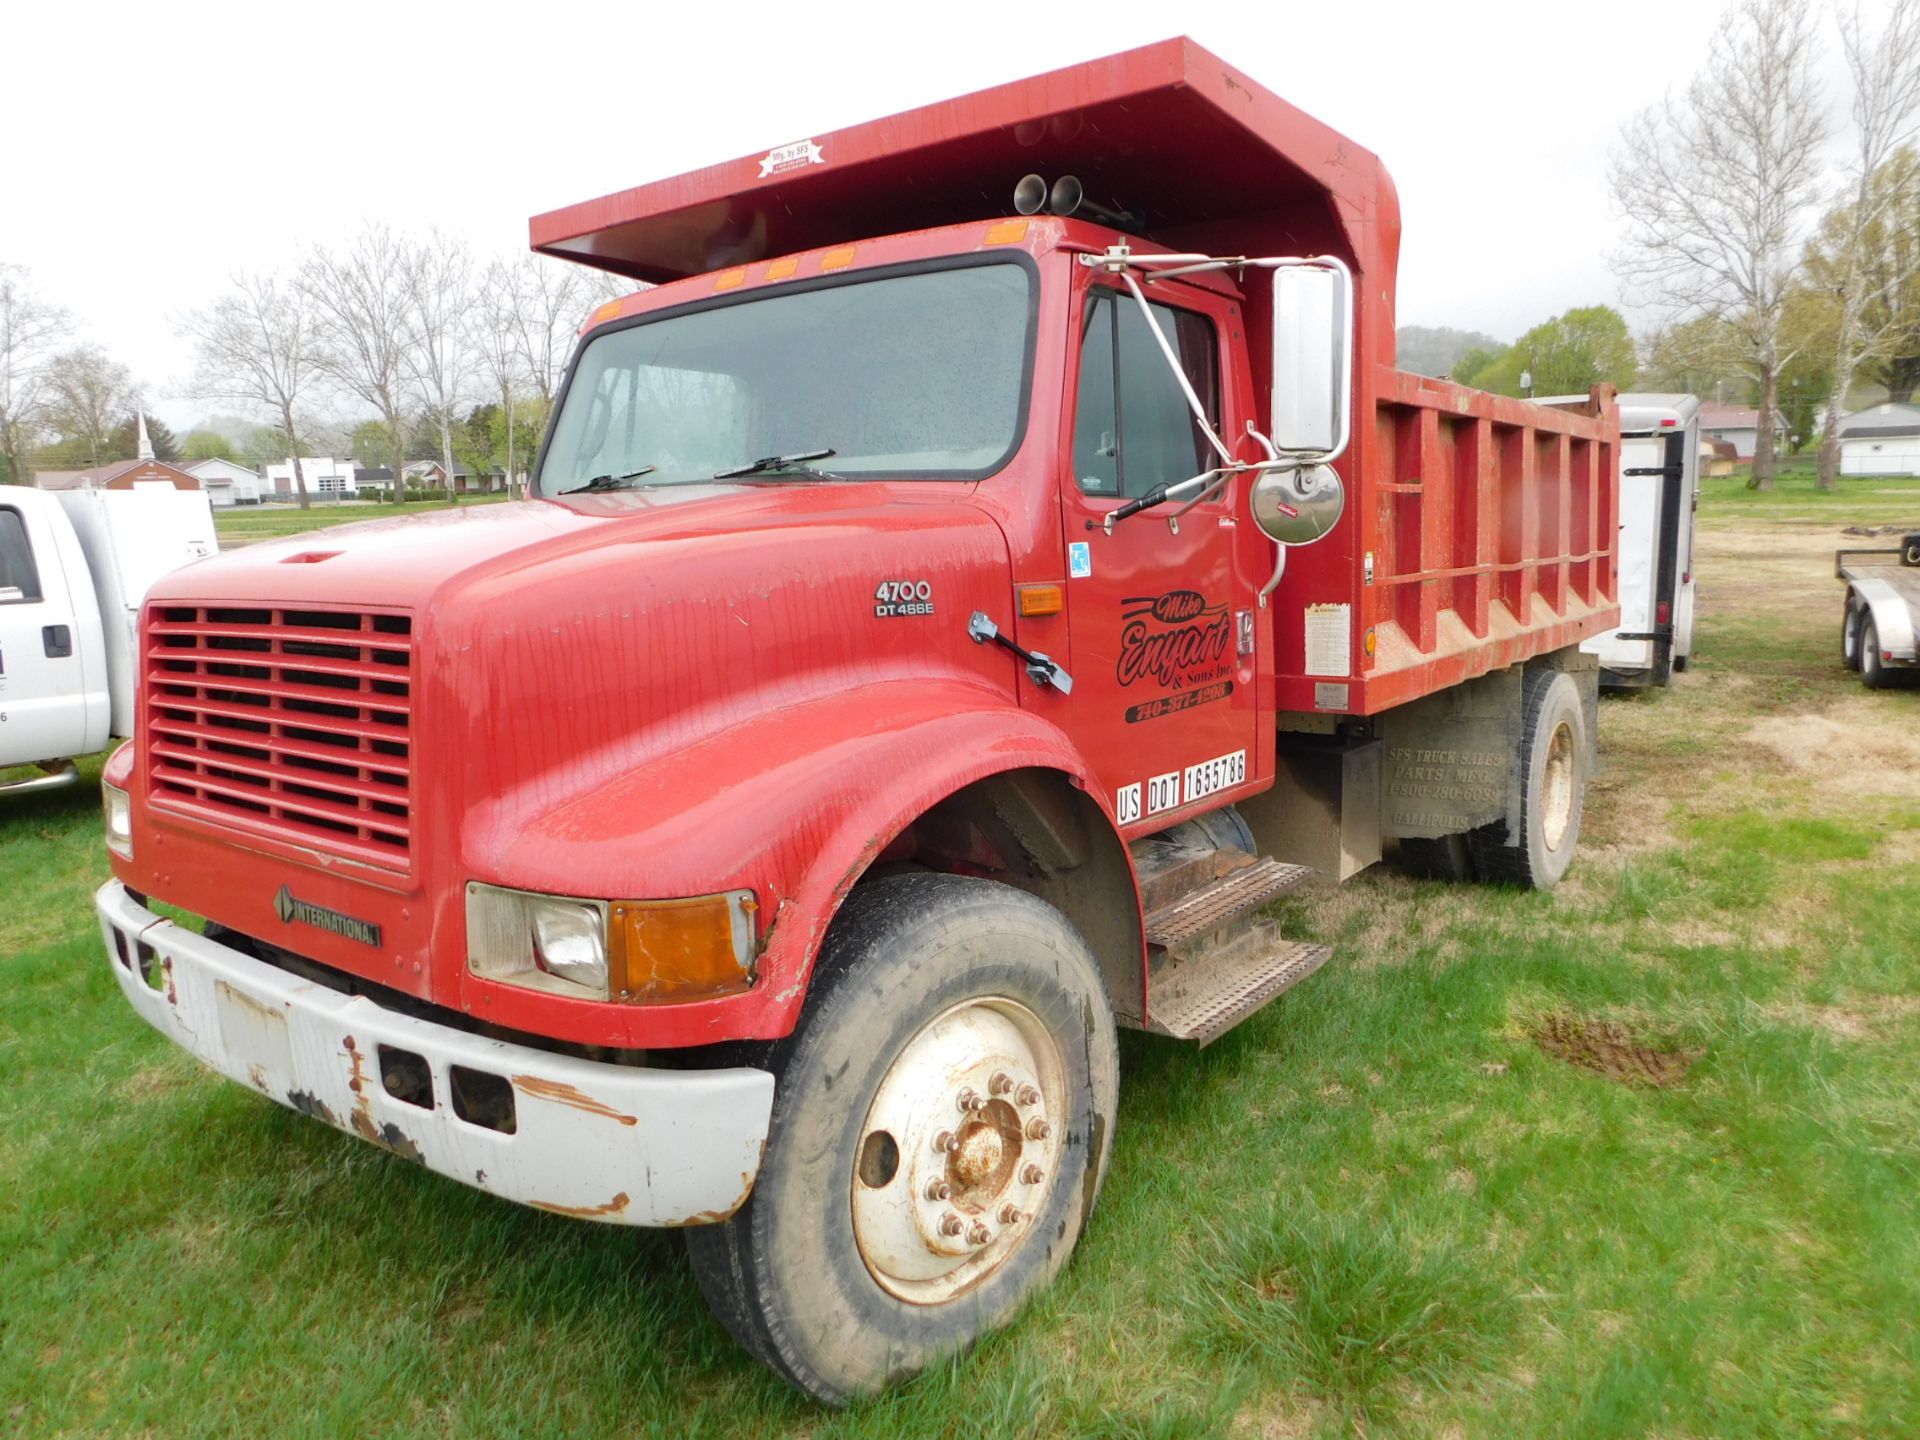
top-left (107, 412), bottom-right (179, 462)
top-left (1461, 306), bottom-right (1638, 399)
top-left (180, 429), bottom-right (237, 462)
top-left (1448, 346), bottom-right (1501, 387)
top-left (1639, 314), bottom-right (1751, 400)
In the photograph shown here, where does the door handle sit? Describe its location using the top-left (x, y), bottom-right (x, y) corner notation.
top-left (42, 625), bottom-right (71, 658)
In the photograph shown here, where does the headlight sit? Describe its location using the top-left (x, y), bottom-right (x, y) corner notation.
top-left (466, 882), bottom-right (757, 1004)
top-left (102, 779), bottom-right (132, 861)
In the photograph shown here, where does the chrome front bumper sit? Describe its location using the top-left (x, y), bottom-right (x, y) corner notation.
top-left (97, 881), bottom-right (774, 1226)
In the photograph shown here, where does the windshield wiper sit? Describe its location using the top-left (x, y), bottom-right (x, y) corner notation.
top-left (561, 466), bottom-right (657, 495)
top-left (714, 448), bottom-right (842, 481)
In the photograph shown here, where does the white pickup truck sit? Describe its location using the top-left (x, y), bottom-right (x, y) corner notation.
top-left (0, 485), bottom-right (217, 794)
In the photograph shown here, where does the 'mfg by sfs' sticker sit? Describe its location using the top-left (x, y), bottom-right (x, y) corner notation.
top-left (874, 580), bottom-right (934, 618)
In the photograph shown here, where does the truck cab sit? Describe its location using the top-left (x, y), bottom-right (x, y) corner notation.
top-left (94, 39), bottom-right (1619, 1401)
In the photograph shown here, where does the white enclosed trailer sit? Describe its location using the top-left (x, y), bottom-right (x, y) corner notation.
top-left (0, 486), bottom-right (216, 792)
top-left (1549, 393), bottom-right (1700, 687)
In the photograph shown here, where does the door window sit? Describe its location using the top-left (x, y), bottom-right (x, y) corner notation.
top-left (0, 509), bottom-right (42, 603)
top-left (1073, 290), bottom-right (1219, 499)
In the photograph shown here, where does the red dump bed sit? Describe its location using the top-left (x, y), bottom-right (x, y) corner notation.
top-left (531, 37), bottom-right (1617, 718)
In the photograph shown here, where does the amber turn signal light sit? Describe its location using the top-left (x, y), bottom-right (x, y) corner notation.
top-left (609, 892), bottom-right (758, 1003)
top-left (1016, 583), bottom-right (1063, 617)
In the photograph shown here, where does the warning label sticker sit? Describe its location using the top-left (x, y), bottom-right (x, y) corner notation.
top-left (1304, 603), bottom-right (1351, 677)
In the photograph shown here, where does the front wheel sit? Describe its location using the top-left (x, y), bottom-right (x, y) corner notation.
top-left (1468, 668), bottom-right (1589, 890)
top-left (685, 873), bottom-right (1119, 1402)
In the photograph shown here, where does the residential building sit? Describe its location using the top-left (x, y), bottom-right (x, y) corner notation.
top-left (1836, 403), bottom-right (1920, 477)
top-left (403, 459), bottom-right (507, 495)
top-left (182, 457), bottom-right (264, 507)
top-left (1696, 403), bottom-right (1788, 462)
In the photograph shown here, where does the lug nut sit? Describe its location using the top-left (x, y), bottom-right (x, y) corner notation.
top-left (939, 1211), bottom-right (966, 1237)
top-left (1025, 1118), bottom-right (1051, 1141)
top-left (1020, 1163), bottom-right (1044, 1185)
top-left (999, 1203), bottom-right (1022, 1224)
top-left (933, 1130), bottom-right (959, 1154)
top-left (956, 1088), bottom-right (985, 1113)
top-left (1016, 1084), bottom-right (1042, 1106)
top-left (966, 1221), bottom-right (992, 1246)
top-left (924, 1179), bottom-right (952, 1201)
top-left (988, 1071), bottom-right (1014, 1096)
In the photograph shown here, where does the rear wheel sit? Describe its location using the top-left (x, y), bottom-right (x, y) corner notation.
top-left (1861, 616), bottom-right (1893, 690)
top-left (1843, 602), bottom-right (1864, 671)
top-left (685, 873), bottom-right (1118, 1402)
top-left (1468, 668), bottom-right (1588, 890)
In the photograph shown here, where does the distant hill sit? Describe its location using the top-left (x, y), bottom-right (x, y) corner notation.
top-left (1397, 325), bottom-right (1504, 378)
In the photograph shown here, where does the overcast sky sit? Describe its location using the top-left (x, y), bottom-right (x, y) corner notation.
top-left (5, 0), bottom-right (1876, 434)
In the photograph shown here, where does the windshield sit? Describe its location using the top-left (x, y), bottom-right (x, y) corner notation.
top-left (536, 260), bottom-right (1034, 495)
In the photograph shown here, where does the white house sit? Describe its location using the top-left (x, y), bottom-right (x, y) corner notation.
top-left (1836, 403), bottom-right (1920, 477)
top-left (1697, 402), bottom-right (1790, 462)
top-left (263, 456), bottom-right (361, 499)
top-left (182, 457), bottom-right (264, 507)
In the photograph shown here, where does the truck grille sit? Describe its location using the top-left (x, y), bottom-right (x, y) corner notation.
top-left (145, 605), bottom-right (414, 869)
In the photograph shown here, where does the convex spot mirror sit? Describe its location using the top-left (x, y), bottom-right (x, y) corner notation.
top-left (1270, 261), bottom-right (1353, 459)
top-left (1251, 464), bottom-right (1344, 546)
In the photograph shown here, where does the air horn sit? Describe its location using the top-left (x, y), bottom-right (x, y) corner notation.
top-left (1013, 174), bottom-right (1139, 233)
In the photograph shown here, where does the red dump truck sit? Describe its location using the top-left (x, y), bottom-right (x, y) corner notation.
top-left (96, 39), bottom-right (1618, 1400)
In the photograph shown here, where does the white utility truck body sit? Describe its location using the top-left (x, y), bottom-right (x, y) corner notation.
top-left (0, 486), bottom-right (216, 787)
top-left (1561, 393), bottom-right (1700, 687)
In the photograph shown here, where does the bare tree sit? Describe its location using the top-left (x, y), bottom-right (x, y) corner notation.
top-left (45, 344), bottom-right (140, 466)
top-left (304, 226), bottom-right (414, 502)
top-left (180, 271), bottom-right (318, 510)
top-left (0, 263), bottom-right (71, 485)
top-left (1810, 0), bottom-right (1920, 488)
top-left (472, 259), bottom-right (527, 494)
top-left (402, 231), bottom-right (474, 500)
top-left (1611, 0), bottom-right (1828, 488)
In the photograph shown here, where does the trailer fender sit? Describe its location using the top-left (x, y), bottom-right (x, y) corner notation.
top-left (470, 677), bottom-right (1136, 1043)
top-left (1849, 579), bottom-right (1918, 663)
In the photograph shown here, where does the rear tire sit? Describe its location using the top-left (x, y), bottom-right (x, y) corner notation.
top-left (1843, 602), bottom-right (1864, 671)
top-left (684, 873), bottom-right (1119, 1403)
top-left (1468, 668), bottom-right (1588, 890)
top-left (1861, 616), bottom-right (1894, 690)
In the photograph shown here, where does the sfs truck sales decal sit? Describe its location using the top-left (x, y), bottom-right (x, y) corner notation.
top-left (873, 580), bottom-right (934, 618)
top-left (1117, 590), bottom-right (1232, 689)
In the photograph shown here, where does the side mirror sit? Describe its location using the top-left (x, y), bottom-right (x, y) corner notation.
top-left (1251, 463), bottom-right (1344, 546)
top-left (1269, 259), bottom-right (1353, 460)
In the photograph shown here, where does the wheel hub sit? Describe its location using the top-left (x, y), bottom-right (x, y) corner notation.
top-left (850, 998), bottom-right (1064, 1305)
top-left (1541, 719), bottom-right (1576, 852)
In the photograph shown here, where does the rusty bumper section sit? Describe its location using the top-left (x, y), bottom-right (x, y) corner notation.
top-left (97, 881), bottom-right (773, 1226)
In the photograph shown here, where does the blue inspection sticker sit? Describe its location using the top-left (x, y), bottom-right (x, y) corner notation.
top-left (1068, 542), bottom-right (1092, 579)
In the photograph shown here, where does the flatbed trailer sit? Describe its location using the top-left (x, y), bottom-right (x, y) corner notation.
top-left (1839, 539), bottom-right (1920, 687)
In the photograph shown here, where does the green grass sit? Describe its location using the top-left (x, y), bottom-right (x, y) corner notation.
top-left (3, 486), bottom-right (1917, 1436)
top-left (1700, 465), bottom-right (1920, 528)
top-left (215, 494), bottom-right (512, 545)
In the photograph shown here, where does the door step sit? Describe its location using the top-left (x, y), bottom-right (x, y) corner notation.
top-left (1144, 857), bottom-right (1312, 950)
top-left (1146, 919), bottom-right (1332, 1046)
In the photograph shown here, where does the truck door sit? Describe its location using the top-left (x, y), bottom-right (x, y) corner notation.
top-left (1060, 283), bottom-right (1260, 833)
top-left (0, 503), bottom-right (90, 768)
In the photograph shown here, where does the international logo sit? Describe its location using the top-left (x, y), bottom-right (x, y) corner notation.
top-left (273, 885), bottom-right (382, 947)
top-left (1116, 590), bottom-right (1233, 690)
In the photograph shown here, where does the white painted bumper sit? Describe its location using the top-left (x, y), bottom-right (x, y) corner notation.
top-left (97, 880), bottom-right (774, 1226)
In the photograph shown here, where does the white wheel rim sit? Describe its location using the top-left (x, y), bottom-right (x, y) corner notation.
top-left (1541, 720), bottom-right (1576, 853)
top-left (849, 997), bottom-right (1065, 1305)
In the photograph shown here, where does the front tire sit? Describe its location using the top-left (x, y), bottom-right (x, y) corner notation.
top-left (1468, 668), bottom-right (1588, 890)
top-left (685, 873), bottom-right (1119, 1402)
